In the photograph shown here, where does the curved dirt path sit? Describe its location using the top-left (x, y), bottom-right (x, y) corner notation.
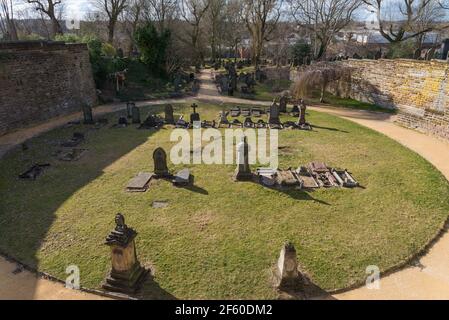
top-left (1, 69), bottom-right (449, 300)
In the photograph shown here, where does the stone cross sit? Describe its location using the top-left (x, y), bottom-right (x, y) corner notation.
top-left (234, 136), bottom-right (253, 181)
top-left (165, 104), bottom-right (175, 124)
top-left (82, 105), bottom-right (94, 125)
top-left (275, 242), bottom-right (301, 289)
top-left (102, 213), bottom-right (149, 294)
top-left (190, 103), bottom-right (200, 124)
top-left (153, 147), bottom-right (170, 177)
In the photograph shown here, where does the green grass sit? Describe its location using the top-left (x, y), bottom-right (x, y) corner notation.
top-left (1, 102), bottom-right (448, 299)
top-left (309, 91), bottom-right (397, 114)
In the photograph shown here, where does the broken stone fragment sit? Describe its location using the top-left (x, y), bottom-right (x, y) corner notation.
top-left (275, 242), bottom-right (302, 290)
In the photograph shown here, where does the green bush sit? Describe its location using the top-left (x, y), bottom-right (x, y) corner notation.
top-left (291, 41), bottom-right (311, 66)
top-left (387, 40), bottom-right (416, 59)
top-left (134, 22), bottom-right (171, 77)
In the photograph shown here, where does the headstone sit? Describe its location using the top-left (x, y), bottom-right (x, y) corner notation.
top-left (230, 107), bottom-right (241, 117)
top-left (153, 148), bottom-right (170, 177)
top-left (274, 242), bottom-right (301, 289)
top-left (56, 148), bottom-right (87, 162)
top-left (297, 99), bottom-right (311, 130)
top-left (118, 117), bottom-right (128, 127)
top-left (268, 101), bottom-right (281, 125)
top-left (103, 213), bottom-right (149, 294)
top-left (83, 105), bottom-right (94, 125)
top-left (218, 109), bottom-right (230, 127)
top-left (279, 95), bottom-right (288, 113)
top-left (244, 117), bottom-right (254, 128)
top-left (140, 114), bottom-right (163, 129)
top-left (126, 102), bottom-right (135, 118)
top-left (190, 103), bottom-right (200, 124)
top-left (132, 106), bottom-right (141, 124)
top-left (234, 136), bottom-right (253, 181)
top-left (165, 105), bottom-right (175, 124)
top-left (291, 105), bottom-right (300, 116)
top-left (251, 108), bottom-right (262, 117)
top-left (172, 169), bottom-right (191, 186)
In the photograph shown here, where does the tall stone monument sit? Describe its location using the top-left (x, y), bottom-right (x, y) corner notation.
top-left (153, 147), bottom-right (170, 177)
top-left (103, 213), bottom-right (149, 294)
top-left (234, 136), bottom-right (253, 181)
top-left (279, 95), bottom-right (288, 113)
top-left (298, 99), bottom-right (307, 126)
top-left (190, 103), bottom-right (200, 124)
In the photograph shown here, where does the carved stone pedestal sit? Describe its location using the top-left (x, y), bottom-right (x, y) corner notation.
top-left (103, 214), bottom-right (149, 294)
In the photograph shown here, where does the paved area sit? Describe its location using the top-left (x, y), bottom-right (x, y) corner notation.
top-left (1, 69), bottom-right (449, 300)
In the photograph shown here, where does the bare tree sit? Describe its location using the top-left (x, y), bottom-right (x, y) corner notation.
top-left (223, 0), bottom-right (245, 61)
top-left (123, 0), bottom-right (144, 55)
top-left (179, 0), bottom-right (211, 66)
top-left (289, 0), bottom-right (361, 60)
top-left (143, 0), bottom-right (178, 31)
top-left (96, 0), bottom-right (128, 44)
top-left (207, 0), bottom-right (225, 61)
top-left (364, 0), bottom-right (446, 43)
top-left (242, 0), bottom-right (282, 68)
top-left (0, 0), bottom-right (18, 40)
top-left (27, 0), bottom-right (64, 37)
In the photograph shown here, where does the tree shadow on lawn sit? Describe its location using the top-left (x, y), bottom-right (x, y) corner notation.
top-left (0, 109), bottom-right (175, 300)
top-left (312, 125), bottom-right (349, 133)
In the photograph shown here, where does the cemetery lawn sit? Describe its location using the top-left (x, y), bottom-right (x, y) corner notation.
top-left (1, 102), bottom-right (449, 299)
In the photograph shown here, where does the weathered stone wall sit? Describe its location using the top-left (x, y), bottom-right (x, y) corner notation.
top-left (0, 41), bottom-right (97, 136)
top-left (290, 59), bottom-right (449, 141)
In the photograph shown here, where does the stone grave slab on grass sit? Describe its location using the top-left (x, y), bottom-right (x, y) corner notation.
top-left (126, 172), bottom-right (154, 192)
top-left (55, 148), bottom-right (88, 162)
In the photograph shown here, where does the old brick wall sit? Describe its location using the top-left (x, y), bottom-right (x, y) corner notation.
top-left (0, 41), bottom-right (97, 136)
top-left (290, 59), bottom-right (449, 141)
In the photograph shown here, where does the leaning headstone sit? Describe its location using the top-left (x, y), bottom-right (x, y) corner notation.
top-left (268, 101), bottom-right (281, 125)
top-left (103, 213), bottom-right (149, 294)
top-left (153, 147), bottom-right (170, 178)
top-left (83, 105), bottom-right (94, 125)
top-left (165, 104), bottom-right (175, 124)
top-left (274, 242), bottom-right (301, 289)
top-left (172, 169), bottom-right (191, 186)
top-left (132, 106), bottom-right (141, 124)
top-left (234, 136), bottom-right (253, 181)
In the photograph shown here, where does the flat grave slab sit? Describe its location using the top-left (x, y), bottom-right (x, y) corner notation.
top-left (126, 172), bottom-right (154, 192)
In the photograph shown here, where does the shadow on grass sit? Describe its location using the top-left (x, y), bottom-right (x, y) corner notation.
top-left (312, 125), bottom-right (349, 133)
top-left (0, 107), bottom-right (176, 300)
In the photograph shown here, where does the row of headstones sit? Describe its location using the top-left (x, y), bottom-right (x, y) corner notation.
top-left (103, 212), bottom-right (302, 295)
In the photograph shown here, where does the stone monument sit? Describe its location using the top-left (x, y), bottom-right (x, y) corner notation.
top-left (132, 106), bottom-right (141, 124)
top-left (165, 104), bottom-right (175, 124)
top-left (82, 105), bottom-right (94, 125)
top-left (234, 136), bottom-right (253, 181)
top-left (298, 99), bottom-right (307, 126)
top-left (153, 147), bottom-right (170, 177)
top-left (103, 213), bottom-right (149, 294)
top-left (126, 102), bottom-right (135, 118)
top-left (268, 100), bottom-right (281, 125)
top-left (274, 242), bottom-right (301, 289)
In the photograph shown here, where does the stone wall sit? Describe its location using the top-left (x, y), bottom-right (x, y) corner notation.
top-left (0, 41), bottom-right (97, 136)
top-left (290, 59), bottom-right (449, 141)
